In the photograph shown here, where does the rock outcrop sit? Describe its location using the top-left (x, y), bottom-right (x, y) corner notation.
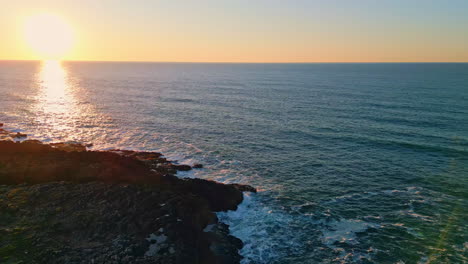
top-left (193, 164), bottom-right (204, 169)
top-left (0, 128), bottom-right (255, 264)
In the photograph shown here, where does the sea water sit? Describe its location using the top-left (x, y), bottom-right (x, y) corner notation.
top-left (1, 61), bottom-right (467, 263)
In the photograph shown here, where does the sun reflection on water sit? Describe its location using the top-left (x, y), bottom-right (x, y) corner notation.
top-left (34, 60), bottom-right (81, 138)
top-left (39, 60), bottom-right (73, 110)
top-left (33, 60), bottom-right (114, 145)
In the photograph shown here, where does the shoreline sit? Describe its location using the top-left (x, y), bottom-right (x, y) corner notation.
top-left (0, 124), bottom-right (256, 264)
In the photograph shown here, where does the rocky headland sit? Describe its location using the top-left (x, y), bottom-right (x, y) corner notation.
top-left (0, 125), bottom-right (256, 264)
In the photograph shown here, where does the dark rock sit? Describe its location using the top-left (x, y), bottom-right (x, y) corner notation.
top-left (0, 131), bottom-right (255, 264)
top-left (204, 223), bottom-right (244, 264)
top-left (0, 182), bottom-right (220, 263)
top-left (23, 139), bottom-right (43, 145)
top-left (50, 142), bottom-right (87, 152)
top-left (172, 164), bottom-right (192, 171)
top-left (11, 132), bottom-right (27, 138)
top-left (193, 164), bottom-right (203, 169)
top-left (0, 180), bottom-right (244, 264)
top-left (180, 178), bottom-right (244, 211)
top-left (230, 184), bottom-right (257, 193)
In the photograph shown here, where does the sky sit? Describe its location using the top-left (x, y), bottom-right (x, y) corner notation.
top-left (1, 0), bottom-right (467, 62)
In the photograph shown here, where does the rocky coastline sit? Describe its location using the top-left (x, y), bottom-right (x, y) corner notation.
top-left (0, 124), bottom-right (256, 264)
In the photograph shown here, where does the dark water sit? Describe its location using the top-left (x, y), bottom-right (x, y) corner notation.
top-left (1, 61), bottom-right (467, 263)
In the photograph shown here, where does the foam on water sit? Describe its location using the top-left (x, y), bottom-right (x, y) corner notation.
top-left (321, 219), bottom-right (380, 246)
top-left (218, 192), bottom-right (390, 263)
top-left (218, 193), bottom-right (311, 264)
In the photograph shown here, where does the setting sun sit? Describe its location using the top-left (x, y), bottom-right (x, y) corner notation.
top-left (23, 14), bottom-right (74, 60)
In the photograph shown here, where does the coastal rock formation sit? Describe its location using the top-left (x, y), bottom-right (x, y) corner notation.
top-left (193, 163), bottom-right (204, 169)
top-left (50, 142), bottom-right (87, 152)
top-left (10, 132), bottom-right (27, 139)
top-left (171, 164), bottom-right (192, 171)
top-left (0, 129), bottom-right (256, 264)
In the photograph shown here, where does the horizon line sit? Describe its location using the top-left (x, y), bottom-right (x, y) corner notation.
top-left (1, 59), bottom-right (467, 64)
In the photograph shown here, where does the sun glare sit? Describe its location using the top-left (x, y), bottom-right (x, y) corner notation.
top-left (23, 14), bottom-right (74, 60)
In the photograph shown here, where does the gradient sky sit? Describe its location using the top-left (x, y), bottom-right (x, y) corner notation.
top-left (1, 0), bottom-right (468, 62)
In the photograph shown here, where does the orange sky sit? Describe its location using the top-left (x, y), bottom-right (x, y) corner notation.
top-left (1, 0), bottom-right (467, 62)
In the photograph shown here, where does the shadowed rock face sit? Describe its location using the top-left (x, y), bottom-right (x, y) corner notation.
top-left (0, 138), bottom-right (255, 264)
top-left (0, 140), bottom-right (255, 211)
top-left (0, 141), bottom-right (159, 185)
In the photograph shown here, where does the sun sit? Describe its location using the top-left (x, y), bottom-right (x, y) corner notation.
top-left (23, 14), bottom-right (75, 60)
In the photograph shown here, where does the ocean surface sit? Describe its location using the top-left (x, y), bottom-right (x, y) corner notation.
top-left (1, 61), bottom-right (467, 263)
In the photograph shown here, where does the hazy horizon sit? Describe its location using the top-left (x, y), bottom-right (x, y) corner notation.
top-left (2, 59), bottom-right (468, 64)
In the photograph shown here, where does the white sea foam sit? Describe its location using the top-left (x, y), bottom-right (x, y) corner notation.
top-left (218, 193), bottom-right (384, 264)
top-left (321, 219), bottom-right (380, 246)
top-left (318, 219), bottom-right (381, 263)
top-left (218, 193), bottom-right (310, 264)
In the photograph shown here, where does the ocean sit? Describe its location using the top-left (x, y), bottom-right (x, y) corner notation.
top-left (1, 61), bottom-right (467, 263)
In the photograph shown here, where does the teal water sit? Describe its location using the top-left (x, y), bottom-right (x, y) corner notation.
top-left (1, 62), bottom-right (467, 263)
